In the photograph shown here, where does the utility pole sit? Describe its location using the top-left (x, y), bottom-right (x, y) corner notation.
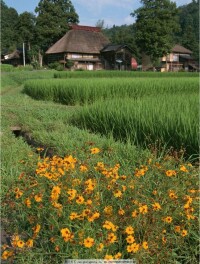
top-left (23, 42), bottom-right (26, 67)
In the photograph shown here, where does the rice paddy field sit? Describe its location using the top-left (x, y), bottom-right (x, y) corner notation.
top-left (1, 69), bottom-right (199, 263)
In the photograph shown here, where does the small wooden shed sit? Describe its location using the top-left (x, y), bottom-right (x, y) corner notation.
top-left (100, 44), bottom-right (136, 70)
top-left (1, 50), bottom-right (22, 66)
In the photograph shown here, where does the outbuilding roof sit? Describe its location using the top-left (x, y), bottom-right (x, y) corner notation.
top-left (46, 24), bottom-right (110, 54)
top-left (101, 44), bottom-right (134, 53)
top-left (172, 44), bottom-right (192, 54)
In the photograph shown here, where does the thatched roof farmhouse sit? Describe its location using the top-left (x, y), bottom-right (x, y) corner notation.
top-left (46, 24), bottom-right (137, 70)
top-left (46, 24), bottom-right (110, 70)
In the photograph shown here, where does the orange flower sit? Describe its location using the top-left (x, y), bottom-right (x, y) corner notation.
top-left (107, 232), bottom-right (117, 243)
top-left (83, 237), bottom-right (94, 248)
top-left (51, 186), bottom-right (61, 200)
top-left (174, 226), bottom-right (181, 233)
top-left (125, 226), bottom-right (134, 235)
top-left (126, 235), bottom-right (135, 244)
top-left (103, 220), bottom-right (118, 231)
top-left (132, 210), bottom-right (138, 218)
top-left (104, 206), bottom-right (113, 215)
top-left (165, 170), bottom-right (176, 177)
top-left (24, 198), bottom-right (31, 208)
top-left (139, 205), bottom-right (148, 214)
top-left (96, 243), bottom-right (104, 252)
top-left (104, 255), bottom-right (113, 260)
top-left (181, 229), bottom-right (188, 237)
top-left (118, 209), bottom-right (125, 215)
top-left (16, 191), bottom-right (23, 199)
top-left (180, 165), bottom-right (188, 172)
top-left (69, 212), bottom-right (78, 220)
top-left (113, 189), bottom-right (122, 198)
top-left (115, 252), bottom-right (122, 259)
top-left (60, 228), bottom-right (71, 237)
top-left (60, 228), bottom-right (74, 242)
top-left (134, 168), bottom-right (146, 177)
top-left (90, 148), bottom-right (100, 154)
top-left (32, 224), bottom-right (41, 234)
top-left (168, 190), bottom-right (177, 199)
top-left (17, 240), bottom-right (25, 248)
top-left (55, 245), bottom-right (60, 252)
top-left (26, 239), bottom-right (34, 248)
top-left (1, 250), bottom-right (13, 260)
top-left (80, 164), bottom-right (88, 172)
top-left (67, 189), bottom-right (77, 200)
top-left (76, 195), bottom-right (84, 204)
top-left (152, 202), bottom-right (161, 211)
top-left (142, 241), bottom-right (148, 250)
top-left (163, 216), bottom-right (173, 223)
top-left (127, 243), bottom-right (139, 253)
top-left (34, 193), bottom-right (43, 202)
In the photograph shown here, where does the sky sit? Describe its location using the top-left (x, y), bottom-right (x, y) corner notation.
top-left (4, 0), bottom-right (192, 28)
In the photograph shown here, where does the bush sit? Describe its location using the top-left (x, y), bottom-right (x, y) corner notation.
top-left (48, 62), bottom-right (64, 71)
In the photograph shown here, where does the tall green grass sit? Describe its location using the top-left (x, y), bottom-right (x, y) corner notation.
top-left (54, 70), bottom-right (199, 78)
top-left (23, 77), bottom-right (199, 105)
top-left (1, 64), bottom-right (34, 72)
top-left (70, 94), bottom-right (199, 156)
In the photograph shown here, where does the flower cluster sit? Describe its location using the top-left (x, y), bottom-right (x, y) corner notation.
top-left (1, 147), bottom-right (199, 262)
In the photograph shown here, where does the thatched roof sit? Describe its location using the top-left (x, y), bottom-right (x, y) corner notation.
top-left (172, 44), bottom-right (192, 54)
top-left (46, 25), bottom-right (110, 54)
top-left (3, 50), bottom-right (21, 60)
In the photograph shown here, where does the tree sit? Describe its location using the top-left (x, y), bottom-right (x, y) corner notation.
top-left (96, 19), bottom-right (105, 29)
top-left (35, 0), bottom-right (79, 53)
top-left (1, 0), bottom-right (19, 51)
top-left (131, 0), bottom-right (180, 64)
top-left (103, 24), bottom-right (141, 62)
top-left (16, 12), bottom-right (36, 50)
top-left (176, 0), bottom-right (199, 60)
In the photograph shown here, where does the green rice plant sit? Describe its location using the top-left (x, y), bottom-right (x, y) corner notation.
top-left (14, 65), bottom-right (34, 71)
top-left (1, 64), bottom-right (14, 72)
top-left (70, 94), bottom-right (199, 156)
top-left (23, 77), bottom-right (199, 105)
top-left (54, 70), bottom-right (199, 78)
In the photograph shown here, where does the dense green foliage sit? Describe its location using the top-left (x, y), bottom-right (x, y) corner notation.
top-left (35, 0), bottom-right (79, 52)
top-left (16, 12), bottom-right (36, 49)
top-left (176, 0), bottom-right (199, 60)
top-left (1, 0), bottom-right (79, 66)
top-left (1, 0), bottom-right (19, 51)
top-left (131, 0), bottom-right (180, 63)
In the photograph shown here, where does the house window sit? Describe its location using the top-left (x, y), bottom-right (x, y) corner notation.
top-left (173, 54), bottom-right (179, 62)
top-left (82, 55), bottom-right (93, 58)
top-left (71, 54), bottom-right (82, 58)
